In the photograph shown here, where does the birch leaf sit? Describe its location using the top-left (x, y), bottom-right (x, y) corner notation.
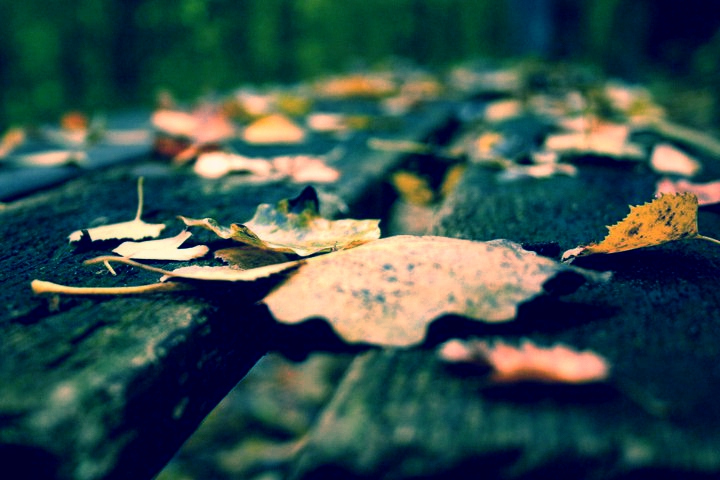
top-left (264, 236), bottom-right (610, 347)
top-left (438, 338), bottom-right (610, 384)
top-left (113, 230), bottom-right (209, 261)
top-left (562, 193), bottom-right (720, 261)
top-left (68, 178), bottom-right (166, 243)
top-left (181, 186), bottom-right (380, 256)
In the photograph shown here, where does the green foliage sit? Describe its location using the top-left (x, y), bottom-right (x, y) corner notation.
top-left (0, 0), bottom-right (717, 127)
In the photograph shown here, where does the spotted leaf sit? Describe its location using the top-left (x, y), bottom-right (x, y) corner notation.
top-left (264, 236), bottom-right (610, 347)
top-left (561, 193), bottom-right (715, 261)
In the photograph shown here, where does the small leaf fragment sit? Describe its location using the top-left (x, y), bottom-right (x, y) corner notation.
top-left (438, 338), bottom-right (610, 384)
top-left (562, 193), bottom-right (701, 260)
top-left (113, 230), bottom-right (209, 261)
top-left (264, 236), bottom-right (609, 347)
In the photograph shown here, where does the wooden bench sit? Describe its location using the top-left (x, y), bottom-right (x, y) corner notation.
top-left (4, 76), bottom-right (720, 480)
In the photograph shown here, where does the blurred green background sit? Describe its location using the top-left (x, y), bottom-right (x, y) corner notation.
top-left (0, 0), bottom-right (718, 127)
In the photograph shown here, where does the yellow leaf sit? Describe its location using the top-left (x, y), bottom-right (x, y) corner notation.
top-left (562, 193), bottom-right (704, 260)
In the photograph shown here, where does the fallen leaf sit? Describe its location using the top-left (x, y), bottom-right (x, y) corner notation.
top-left (113, 230), bottom-right (209, 261)
top-left (241, 113), bottom-right (306, 145)
top-left (6, 150), bottom-right (87, 168)
top-left (272, 155), bottom-right (340, 183)
top-left (31, 255), bottom-right (301, 297)
top-left (214, 245), bottom-right (291, 269)
top-left (314, 73), bottom-right (396, 99)
top-left (181, 186), bottom-right (380, 256)
top-left (391, 171), bottom-right (435, 205)
top-left (544, 123), bottom-right (644, 159)
top-left (562, 193), bottom-right (720, 260)
top-left (497, 162), bottom-right (577, 181)
top-left (68, 178), bottom-right (166, 243)
top-left (438, 338), bottom-right (610, 384)
top-left (152, 107), bottom-right (235, 144)
top-left (193, 151), bottom-right (275, 179)
top-left (656, 178), bottom-right (720, 206)
top-left (0, 127), bottom-right (26, 158)
top-left (264, 236), bottom-right (610, 347)
top-left (650, 142), bottom-right (702, 177)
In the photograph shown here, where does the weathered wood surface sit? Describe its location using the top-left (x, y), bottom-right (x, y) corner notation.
top-left (288, 126), bottom-right (720, 478)
top-left (0, 102), bottom-right (453, 480)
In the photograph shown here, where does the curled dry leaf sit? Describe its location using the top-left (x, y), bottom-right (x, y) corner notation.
top-left (31, 255), bottom-right (302, 297)
top-left (650, 143), bottom-right (701, 177)
top-left (562, 193), bottom-right (720, 261)
top-left (656, 177), bottom-right (720, 206)
top-left (181, 186), bottom-right (380, 257)
top-left (438, 338), bottom-right (610, 384)
top-left (214, 245), bottom-right (291, 270)
top-left (113, 230), bottom-right (209, 261)
top-left (68, 178), bottom-right (166, 243)
top-left (264, 236), bottom-right (610, 347)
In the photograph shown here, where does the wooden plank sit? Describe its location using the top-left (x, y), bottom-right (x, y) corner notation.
top-left (0, 102), bottom-right (455, 480)
top-left (288, 127), bottom-right (720, 478)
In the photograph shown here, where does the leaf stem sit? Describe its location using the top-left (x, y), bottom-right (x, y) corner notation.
top-left (695, 234), bottom-right (720, 246)
top-left (85, 255), bottom-right (176, 276)
top-left (134, 176), bottom-right (145, 221)
top-left (31, 279), bottom-right (191, 296)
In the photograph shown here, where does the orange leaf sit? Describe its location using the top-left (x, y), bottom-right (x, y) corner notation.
top-left (562, 193), bottom-right (702, 260)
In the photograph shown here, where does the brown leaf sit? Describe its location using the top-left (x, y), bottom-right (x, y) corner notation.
top-left (181, 186), bottom-right (380, 257)
top-left (214, 245), bottom-right (291, 269)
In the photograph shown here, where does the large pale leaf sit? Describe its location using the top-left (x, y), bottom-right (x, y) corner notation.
top-left (181, 186), bottom-right (380, 256)
top-left (264, 236), bottom-right (610, 347)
